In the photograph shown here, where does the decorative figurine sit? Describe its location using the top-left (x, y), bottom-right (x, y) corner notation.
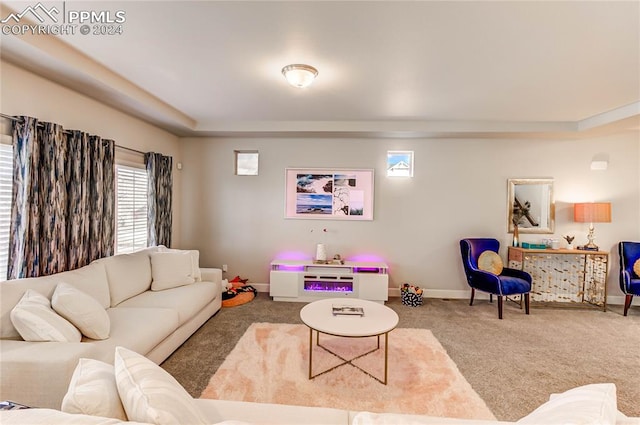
top-left (563, 235), bottom-right (575, 250)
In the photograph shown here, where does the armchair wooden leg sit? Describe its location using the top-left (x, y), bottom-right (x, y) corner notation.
top-left (624, 294), bottom-right (633, 316)
top-left (498, 296), bottom-right (503, 320)
top-left (489, 294), bottom-right (493, 303)
top-left (469, 288), bottom-right (475, 306)
top-left (524, 293), bottom-right (530, 315)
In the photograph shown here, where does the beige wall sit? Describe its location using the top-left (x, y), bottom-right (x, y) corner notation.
top-left (0, 61), bottom-right (184, 246)
top-left (179, 134), bottom-right (640, 300)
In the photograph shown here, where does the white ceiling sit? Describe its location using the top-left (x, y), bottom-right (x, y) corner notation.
top-left (1, 1), bottom-right (639, 138)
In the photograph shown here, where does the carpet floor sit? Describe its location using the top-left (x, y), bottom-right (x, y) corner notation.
top-left (200, 322), bottom-right (495, 420)
top-left (161, 295), bottom-right (640, 421)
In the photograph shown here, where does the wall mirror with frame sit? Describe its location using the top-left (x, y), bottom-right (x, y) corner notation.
top-left (507, 178), bottom-right (555, 234)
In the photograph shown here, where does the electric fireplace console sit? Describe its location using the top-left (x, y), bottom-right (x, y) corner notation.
top-left (269, 260), bottom-right (389, 303)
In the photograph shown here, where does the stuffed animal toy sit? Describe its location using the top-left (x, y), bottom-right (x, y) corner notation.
top-left (229, 275), bottom-right (249, 288)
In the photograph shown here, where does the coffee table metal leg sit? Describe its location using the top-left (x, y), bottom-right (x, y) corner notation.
top-left (383, 331), bottom-right (389, 385)
top-left (308, 327), bottom-right (313, 379)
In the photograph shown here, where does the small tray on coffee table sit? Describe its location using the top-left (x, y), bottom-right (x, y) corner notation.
top-left (332, 305), bottom-right (364, 316)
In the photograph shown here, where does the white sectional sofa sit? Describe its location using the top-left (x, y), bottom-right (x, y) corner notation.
top-left (0, 246), bottom-right (222, 410)
top-left (1, 382), bottom-right (639, 425)
top-left (1, 344), bottom-right (638, 425)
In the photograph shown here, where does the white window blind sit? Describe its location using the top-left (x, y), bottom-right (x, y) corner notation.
top-left (116, 164), bottom-right (148, 254)
top-left (0, 143), bottom-right (13, 281)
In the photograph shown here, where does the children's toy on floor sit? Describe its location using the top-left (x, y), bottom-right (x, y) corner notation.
top-left (222, 276), bottom-right (257, 307)
top-left (400, 283), bottom-right (423, 307)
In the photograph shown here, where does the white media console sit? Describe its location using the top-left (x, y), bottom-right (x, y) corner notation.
top-left (269, 260), bottom-right (389, 303)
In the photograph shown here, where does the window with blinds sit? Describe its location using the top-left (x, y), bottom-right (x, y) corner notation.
top-left (0, 143), bottom-right (12, 281)
top-left (115, 164), bottom-right (148, 254)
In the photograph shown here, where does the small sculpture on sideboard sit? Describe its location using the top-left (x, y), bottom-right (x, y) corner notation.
top-left (563, 235), bottom-right (575, 250)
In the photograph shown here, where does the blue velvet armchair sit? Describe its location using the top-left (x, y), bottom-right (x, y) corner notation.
top-left (459, 238), bottom-right (531, 319)
top-left (618, 241), bottom-right (640, 316)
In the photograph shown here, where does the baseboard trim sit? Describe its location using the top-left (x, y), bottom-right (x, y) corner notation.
top-left (252, 283), bottom-right (270, 293)
top-left (254, 283), bottom-right (627, 306)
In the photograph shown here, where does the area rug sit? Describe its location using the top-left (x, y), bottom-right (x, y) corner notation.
top-left (200, 322), bottom-right (495, 420)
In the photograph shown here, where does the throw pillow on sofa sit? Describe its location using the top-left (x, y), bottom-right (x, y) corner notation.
top-left (10, 289), bottom-right (81, 342)
top-left (150, 251), bottom-right (197, 291)
top-left (52, 282), bottom-right (110, 340)
top-left (158, 247), bottom-right (202, 281)
top-left (516, 383), bottom-right (617, 425)
top-left (61, 358), bottom-right (127, 420)
top-left (114, 346), bottom-right (208, 425)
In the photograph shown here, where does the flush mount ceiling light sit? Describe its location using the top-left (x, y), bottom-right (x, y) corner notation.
top-left (281, 64), bottom-right (318, 88)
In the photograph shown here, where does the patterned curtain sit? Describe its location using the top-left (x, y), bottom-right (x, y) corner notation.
top-left (8, 117), bottom-right (115, 279)
top-left (145, 152), bottom-right (173, 247)
top-left (66, 132), bottom-right (115, 270)
top-left (8, 117), bottom-right (40, 279)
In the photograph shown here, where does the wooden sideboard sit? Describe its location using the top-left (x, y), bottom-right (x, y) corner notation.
top-left (507, 247), bottom-right (609, 311)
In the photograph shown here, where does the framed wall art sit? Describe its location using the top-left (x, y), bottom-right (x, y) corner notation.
top-left (507, 178), bottom-right (555, 234)
top-left (285, 168), bottom-right (374, 220)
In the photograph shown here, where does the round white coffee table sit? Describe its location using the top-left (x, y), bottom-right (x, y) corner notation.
top-left (299, 298), bottom-right (399, 384)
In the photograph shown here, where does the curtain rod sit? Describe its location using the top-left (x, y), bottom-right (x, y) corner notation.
top-left (0, 113), bottom-right (145, 156)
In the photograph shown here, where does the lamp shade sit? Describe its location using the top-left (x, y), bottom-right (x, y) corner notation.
top-left (573, 202), bottom-right (611, 223)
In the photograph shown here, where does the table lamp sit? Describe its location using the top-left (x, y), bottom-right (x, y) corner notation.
top-left (573, 202), bottom-right (611, 251)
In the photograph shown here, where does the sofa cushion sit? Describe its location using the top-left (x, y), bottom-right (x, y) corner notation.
top-left (84, 307), bottom-right (180, 364)
top-left (10, 290), bottom-right (81, 342)
top-left (159, 247), bottom-right (202, 282)
top-left (114, 346), bottom-right (208, 425)
top-left (0, 339), bottom-right (100, 409)
top-left (52, 283), bottom-right (110, 340)
top-left (116, 282), bottom-right (217, 326)
top-left (150, 251), bottom-right (196, 290)
top-left (52, 262), bottom-right (112, 309)
top-left (98, 250), bottom-right (154, 307)
top-left (61, 358), bottom-right (127, 420)
top-left (516, 383), bottom-right (617, 425)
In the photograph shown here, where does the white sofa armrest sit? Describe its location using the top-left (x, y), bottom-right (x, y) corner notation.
top-left (200, 268), bottom-right (222, 285)
top-left (617, 411), bottom-right (640, 425)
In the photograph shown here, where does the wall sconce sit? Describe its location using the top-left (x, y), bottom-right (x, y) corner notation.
top-left (573, 202), bottom-right (611, 251)
top-left (282, 64), bottom-right (318, 88)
